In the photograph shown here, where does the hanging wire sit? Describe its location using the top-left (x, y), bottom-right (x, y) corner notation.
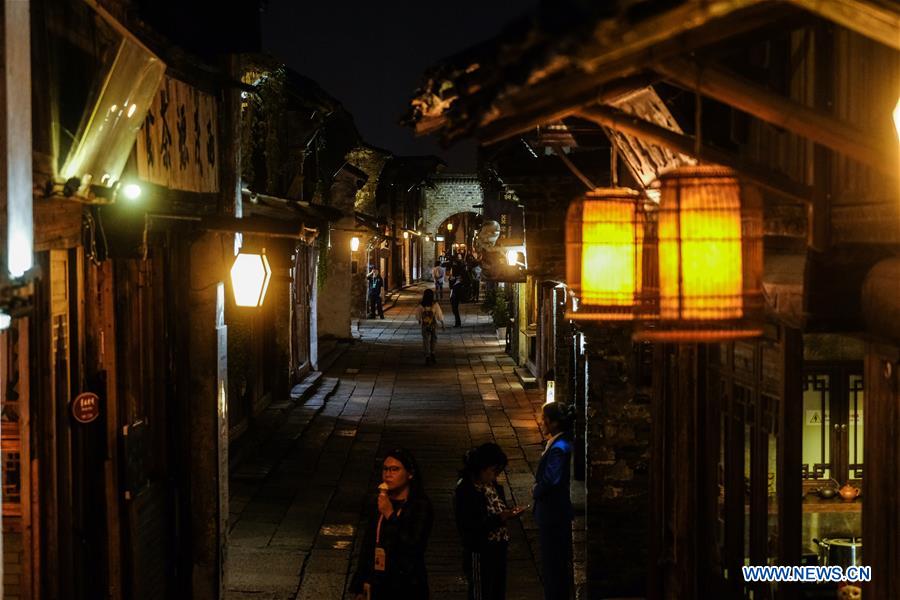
top-left (694, 64), bottom-right (703, 161)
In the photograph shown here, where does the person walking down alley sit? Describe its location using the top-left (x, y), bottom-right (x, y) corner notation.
top-left (454, 443), bottom-right (525, 600)
top-left (415, 289), bottom-right (445, 364)
top-left (450, 275), bottom-right (464, 327)
top-left (432, 261), bottom-right (446, 300)
top-left (533, 402), bottom-right (575, 600)
top-left (367, 266), bottom-right (385, 319)
top-left (350, 449), bottom-right (434, 600)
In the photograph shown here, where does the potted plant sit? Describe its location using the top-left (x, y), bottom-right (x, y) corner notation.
top-left (483, 289), bottom-right (511, 341)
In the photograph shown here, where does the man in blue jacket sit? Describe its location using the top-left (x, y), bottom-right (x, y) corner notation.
top-left (533, 402), bottom-right (575, 600)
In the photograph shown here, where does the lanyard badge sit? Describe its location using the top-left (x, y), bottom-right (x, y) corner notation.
top-left (374, 515), bottom-right (387, 572)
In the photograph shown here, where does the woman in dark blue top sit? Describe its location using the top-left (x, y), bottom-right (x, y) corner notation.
top-left (533, 402), bottom-right (575, 600)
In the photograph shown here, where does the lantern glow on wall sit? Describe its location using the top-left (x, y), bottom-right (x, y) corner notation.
top-left (565, 188), bottom-right (646, 321)
top-left (634, 166), bottom-right (763, 342)
top-left (230, 250), bottom-right (272, 308)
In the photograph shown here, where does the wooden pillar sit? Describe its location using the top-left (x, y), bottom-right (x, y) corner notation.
top-left (863, 343), bottom-right (900, 599)
top-left (187, 233), bottom-right (229, 600)
top-left (777, 327), bottom-right (802, 600)
top-left (650, 343), bottom-right (700, 599)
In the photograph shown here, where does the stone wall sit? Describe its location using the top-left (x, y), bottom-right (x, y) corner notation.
top-left (422, 174), bottom-right (483, 275)
top-left (582, 324), bottom-right (651, 598)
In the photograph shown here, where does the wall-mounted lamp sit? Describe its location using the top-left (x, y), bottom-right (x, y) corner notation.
top-left (122, 182), bottom-right (142, 201)
top-left (403, 231), bottom-right (409, 239)
top-left (506, 249), bottom-right (519, 266)
top-left (350, 236), bottom-right (360, 252)
top-left (230, 250), bottom-right (272, 308)
top-left (446, 223), bottom-right (453, 232)
top-left (0, 311), bottom-right (11, 331)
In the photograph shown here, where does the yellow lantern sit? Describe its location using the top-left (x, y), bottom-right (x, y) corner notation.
top-left (230, 250), bottom-right (272, 308)
top-left (635, 166), bottom-right (763, 341)
top-left (565, 188), bottom-right (646, 320)
top-left (446, 222), bottom-right (453, 232)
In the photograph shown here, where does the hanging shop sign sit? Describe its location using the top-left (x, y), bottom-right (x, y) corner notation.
top-left (71, 392), bottom-right (101, 424)
top-left (136, 76), bottom-right (219, 193)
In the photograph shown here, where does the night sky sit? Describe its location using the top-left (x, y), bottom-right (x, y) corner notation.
top-left (261, 0), bottom-right (538, 171)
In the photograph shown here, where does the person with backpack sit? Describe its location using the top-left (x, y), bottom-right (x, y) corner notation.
top-left (415, 289), bottom-right (444, 364)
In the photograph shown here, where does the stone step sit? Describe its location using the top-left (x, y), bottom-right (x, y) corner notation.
top-left (230, 372), bottom-right (339, 479)
top-left (515, 366), bottom-right (538, 389)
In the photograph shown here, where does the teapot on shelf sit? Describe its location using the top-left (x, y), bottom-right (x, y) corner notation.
top-left (839, 482), bottom-right (861, 502)
top-left (810, 478), bottom-right (840, 500)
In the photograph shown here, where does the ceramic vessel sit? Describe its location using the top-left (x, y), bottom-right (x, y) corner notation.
top-left (839, 483), bottom-right (860, 502)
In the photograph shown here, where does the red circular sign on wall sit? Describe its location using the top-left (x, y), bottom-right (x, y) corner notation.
top-left (72, 392), bottom-right (100, 424)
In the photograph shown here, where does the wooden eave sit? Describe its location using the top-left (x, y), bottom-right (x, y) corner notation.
top-left (474, 0), bottom-right (792, 145)
top-left (577, 105), bottom-right (812, 203)
top-left (654, 59), bottom-right (898, 177)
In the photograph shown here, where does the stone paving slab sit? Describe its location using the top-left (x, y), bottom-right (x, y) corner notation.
top-left (225, 285), bottom-right (583, 600)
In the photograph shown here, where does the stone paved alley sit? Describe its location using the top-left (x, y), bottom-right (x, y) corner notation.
top-left (225, 285), bottom-right (584, 600)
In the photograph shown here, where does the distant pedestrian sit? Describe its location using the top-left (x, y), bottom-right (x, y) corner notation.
top-left (454, 443), bottom-right (524, 600)
top-left (471, 263), bottom-right (482, 303)
top-left (367, 266), bottom-right (385, 319)
top-left (450, 276), bottom-right (464, 327)
top-left (432, 262), bottom-right (446, 300)
top-left (415, 289), bottom-right (444, 365)
top-left (533, 402), bottom-right (576, 600)
top-left (350, 448), bottom-right (434, 600)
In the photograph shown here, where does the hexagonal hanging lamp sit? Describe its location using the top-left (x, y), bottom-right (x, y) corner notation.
top-left (230, 250), bottom-right (272, 308)
top-left (634, 166), bottom-right (764, 342)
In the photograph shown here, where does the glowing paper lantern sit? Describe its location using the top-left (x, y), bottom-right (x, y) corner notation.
top-left (230, 251), bottom-right (272, 308)
top-left (635, 166), bottom-right (763, 341)
top-left (565, 188), bottom-right (646, 320)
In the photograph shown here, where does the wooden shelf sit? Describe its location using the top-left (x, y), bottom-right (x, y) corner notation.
top-left (801, 497), bottom-right (862, 513)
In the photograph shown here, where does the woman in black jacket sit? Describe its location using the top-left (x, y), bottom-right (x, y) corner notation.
top-left (454, 443), bottom-right (525, 600)
top-left (350, 448), bottom-right (434, 600)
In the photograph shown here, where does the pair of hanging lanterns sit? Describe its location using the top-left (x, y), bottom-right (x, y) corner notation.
top-left (566, 166), bottom-right (763, 342)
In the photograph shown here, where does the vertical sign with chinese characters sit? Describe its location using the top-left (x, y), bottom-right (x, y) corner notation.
top-left (136, 76), bottom-right (219, 193)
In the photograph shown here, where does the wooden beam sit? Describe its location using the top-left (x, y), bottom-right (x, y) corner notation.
top-left (786, 0), bottom-right (900, 50)
top-left (655, 59), bottom-right (896, 176)
top-left (477, 73), bottom-right (657, 146)
top-left (576, 105), bottom-right (812, 203)
top-left (474, 0), bottom-right (784, 145)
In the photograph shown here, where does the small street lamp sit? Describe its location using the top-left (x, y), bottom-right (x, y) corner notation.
top-left (230, 250), bottom-right (272, 307)
top-left (351, 236), bottom-right (360, 252)
top-left (446, 222), bottom-right (453, 232)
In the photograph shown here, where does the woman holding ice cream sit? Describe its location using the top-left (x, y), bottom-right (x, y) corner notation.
top-left (350, 448), bottom-right (434, 600)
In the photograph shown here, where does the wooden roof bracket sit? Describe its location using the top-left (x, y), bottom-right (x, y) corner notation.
top-left (576, 104), bottom-right (812, 205)
top-left (654, 59), bottom-right (897, 177)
